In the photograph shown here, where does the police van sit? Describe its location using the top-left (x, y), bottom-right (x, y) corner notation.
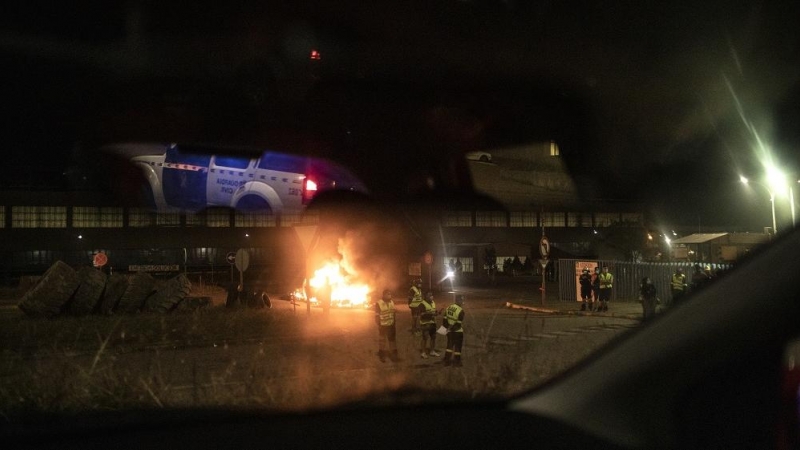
top-left (118, 143), bottom-right (367, 213)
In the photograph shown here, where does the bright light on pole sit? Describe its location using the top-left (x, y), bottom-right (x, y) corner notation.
top-left (764, 163), bottom-right (796, 230)
top-left (740, 175), bottom-right (777, 234)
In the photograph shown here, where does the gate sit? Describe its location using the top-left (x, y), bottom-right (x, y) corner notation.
top-left (556, 259), bottom-right (732, 303)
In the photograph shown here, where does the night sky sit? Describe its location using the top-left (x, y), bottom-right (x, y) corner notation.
top-left (2, 1), bottom-right (799, 230)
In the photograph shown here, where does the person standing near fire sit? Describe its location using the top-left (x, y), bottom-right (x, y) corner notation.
top-left (579, 268), bottom-right (593, 311)
top-left (598, 266), bottom-right (613, 312)
top-left (443, 294), bottom-right (466, 367)
top-left (591, 266), bottom-right (601, 311)
top-left (375, 289), bottom-right (399, 363)
top-left (408, 278), bottom-right (423, 335)
top-left (418, 291), bottom-right (441, 358)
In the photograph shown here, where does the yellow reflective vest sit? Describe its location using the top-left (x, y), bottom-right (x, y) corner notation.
top-left (420, 299), bottom-right (436, 324)
top-left (599, 272), bottom-right (613, 289)
top-left (377, 300), bottom-right (395, 326)
top-left (445, 304), bottom-right (464, 332)
top-left (671, 273), bottom-right (686, 291)
top-left (409, 286), bottom-right (423, 308)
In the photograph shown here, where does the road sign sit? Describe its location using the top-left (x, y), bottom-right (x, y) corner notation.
top-left (226, 252), bottom-right (236, 265)
top-left (235, 249), bottom-right (250, 272)
top-left (294, 225), bottom-right (319, 254)
top-left (539, 258), bottom-right (549, 269)
top-left (93, 252), bottom-right (108, 268)
top-left (539, 235), bottom-right (550, 258)
top-left (423, 251), bottom-right (433, 265)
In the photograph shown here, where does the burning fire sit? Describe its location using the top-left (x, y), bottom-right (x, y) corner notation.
top-left (295, 261), bottom-right (372, 308)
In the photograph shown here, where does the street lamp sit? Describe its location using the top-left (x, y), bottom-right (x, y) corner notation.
top-left (740, 175), bottom-right (777, 234)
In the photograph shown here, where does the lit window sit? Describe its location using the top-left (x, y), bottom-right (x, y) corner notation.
top-left (567, 212), bottom-right (592, 227)
top-left (443, 211), bottom-right (472, 227)
top-left (237, 211), bottom-right (276, 227)
top-left (621, 213), bottom-right (643, 225)
top-left (594, 212), bottom-right (619, 227)
top-left (442, 257), bottom-right (473, 274)
top-left (73, 207), bottom-right (123, 228)
top-left (156, 211), bottom-right (180, 226)
top-left (541, 212), bottom-right (565, 227)
top-left (476, 211), bottom-right (506, 227)
top-left (128, 208), bottom-right (153, 227)
top-left (206, 209), bottom-right (231, 228)
top-left (550, 140), bottom-right (560, 157)
top-left (510, 211), bottom-right (537, 227)
top-left (12, 206), bottom-right (67, 228)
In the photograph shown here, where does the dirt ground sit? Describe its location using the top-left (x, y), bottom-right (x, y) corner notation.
top-left (0, 279), bottom-right (638, 416)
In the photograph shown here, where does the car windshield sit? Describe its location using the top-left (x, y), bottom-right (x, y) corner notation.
top-left (1, 0), bottom-right (799, 420)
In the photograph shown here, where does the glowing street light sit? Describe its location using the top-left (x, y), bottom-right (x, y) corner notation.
top-left (764, 162), bottom-right (798, 229)
top-left (740, 175), bottom-right (777, 234)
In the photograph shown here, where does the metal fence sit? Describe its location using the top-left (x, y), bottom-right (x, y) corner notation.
top-left (556, 259), bottom-right (733, 303)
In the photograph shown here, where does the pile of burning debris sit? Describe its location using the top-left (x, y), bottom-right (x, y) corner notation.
top-left (289, 260), bottom-right (373, 309)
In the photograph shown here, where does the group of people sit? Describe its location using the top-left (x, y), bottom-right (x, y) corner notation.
top-left (641, 264), bottom-right (717, 321)
top-left (670, 264), bottom-right (715, 305)
top-left (373, 278), bottom-right (466, 367)
top-left (578, 266), bottom-right (614, 312)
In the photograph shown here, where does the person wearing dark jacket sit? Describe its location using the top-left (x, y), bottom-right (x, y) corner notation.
top-left (579, 268), bottom-right (593, 311)
top-left (639, 276), bottom-right (658, 321)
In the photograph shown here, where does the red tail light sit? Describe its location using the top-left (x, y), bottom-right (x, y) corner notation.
top-left (303, 178), bottom-right (318, 204)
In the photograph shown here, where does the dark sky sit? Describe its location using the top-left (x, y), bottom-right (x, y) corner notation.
top-left (2, 1), bottom-right (799, 229)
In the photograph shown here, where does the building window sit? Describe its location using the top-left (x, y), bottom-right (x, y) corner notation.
top-left (497, 256), bottom-right (528, 273)
top-left (510, 211), bottom-right (537, 227)
top-left (550, 140), bottom-right (560, 157)
top-left (541, 212), bottom-right (565, 227)
top-left (206, 209), bottom-right (231, 227)
top-left (443, 257), bottom-right (473, 274)
top-left (236, 211), bottom-right (276, 227)
top-left (72, 207), bottom-right (123, 228)
top-left (20, 250), bottom-right (54, 266)
top-left (12, 206), bottom-right (67, 228)
top-left (0, 206), bottom-right (5, 228)
top-left (128, 208), bottom-right (153, 227)
top-left (279, 212), bottom-right (305, 227)
top-left (621, 213), bottom-right (643, 225)
top-left (594, 212), bottom-right (619, 227)
top-left (156, 211), bottom-right (181, 226)
top-left (185, 209), bottom-right (231, 227)
top-left (442, 211), bottom-right (472, 227)
top-left (300, 211), bottom-right (319, 225)
top-left (475, 211), bottom-right (506, 227)
top-left (186, 208), bottom-right (231, 228)
top-left (567, 212), bottom-right (593, 227)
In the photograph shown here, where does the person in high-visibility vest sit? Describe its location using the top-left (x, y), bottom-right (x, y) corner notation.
top-left (408, 278), bottom-right (423, 335)
top-left (418, 291), bottom-right (441, 358)
top-left (598, 266), bottom-right (613, 312)
top-left (443, 294), bottom-right (466, 367)
top-left (374, 289), bottom-right (399, 363)
top-left (670, 267), bottom-right (687, 306)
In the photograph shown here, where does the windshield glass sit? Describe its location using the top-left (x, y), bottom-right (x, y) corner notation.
top-left (1, 0), bottom-right (799, 419)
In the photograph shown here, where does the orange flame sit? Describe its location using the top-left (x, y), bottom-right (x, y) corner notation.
top-left (307, 261), bottom-right (371, 308)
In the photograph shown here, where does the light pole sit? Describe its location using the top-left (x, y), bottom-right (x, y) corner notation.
top-left (740, 175), bottom-right (777, 234)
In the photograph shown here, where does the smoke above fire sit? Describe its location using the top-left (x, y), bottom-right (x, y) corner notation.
top-left (300, 220), bottom-right (409, 308)
top-left (336, 223), bottom-right (407, 295)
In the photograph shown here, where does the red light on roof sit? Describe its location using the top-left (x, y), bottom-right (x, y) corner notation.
top-left (310, 49), bottom-right (321, 60)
